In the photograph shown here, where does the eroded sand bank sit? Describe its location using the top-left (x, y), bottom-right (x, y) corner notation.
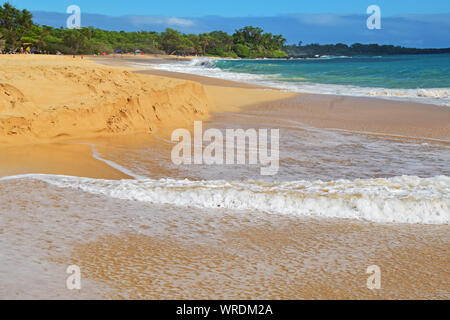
top-left (0, 55), bottom-right (295, 178)
top-left (0, 55), bottom-right (212, 145)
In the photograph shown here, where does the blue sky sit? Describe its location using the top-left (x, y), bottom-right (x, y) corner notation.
top-left (4, 0), bottom-right (450, 47)
top-left (6, 0), bottom-right (450, 17)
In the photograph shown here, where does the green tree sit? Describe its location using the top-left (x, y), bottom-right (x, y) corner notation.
top-left (0, 29), bottom-right (6, 51)
top-left (20, 25), bottom-right (52, 51)
top-left (233, 26), bottom-right (264, 48)
top-left (160, 28), bottom-right (183, 55)
top-left (0, 2), bottom-right (33, 51)
top-left (63, 28), bottom-right (87, 54)
top-left (198, 33), bottom-right (213, 55)
top-left (233, 43), bottom-right (251, 58)
top-left (232, 26), bottom-right (286, 57)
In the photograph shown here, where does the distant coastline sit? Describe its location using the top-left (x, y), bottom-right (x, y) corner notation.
top-left (284, 43), bottom-right (450, 59)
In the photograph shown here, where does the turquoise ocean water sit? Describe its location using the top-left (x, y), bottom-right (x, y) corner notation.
top-left (215, 54), bottom-right (450, 89)
top-left (148, 54), bottom-right (450, 105)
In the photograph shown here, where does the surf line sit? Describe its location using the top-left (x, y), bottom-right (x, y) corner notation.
top-left (82, 143), bottom-right (147, 180)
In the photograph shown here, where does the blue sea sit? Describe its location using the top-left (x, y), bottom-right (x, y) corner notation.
top-left (146, 54), bottom-right (450, 106)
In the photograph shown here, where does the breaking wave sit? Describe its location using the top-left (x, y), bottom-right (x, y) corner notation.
top-left (139, 57), bottom-right (450, 106)
top-left (1, 174), bottom-right (449, 225)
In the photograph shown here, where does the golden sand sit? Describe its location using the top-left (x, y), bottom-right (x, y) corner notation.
top-left (0, 143), bottom-right (131, 179)
top-left (253, 93), bottom-right (450, 140)
top-left (0, 55), bottom-right (295, 178)
top-left (0, 55), bottom-right (212, 145)
top-left (0, 55), bottom-right (448, 300)
top-left (63, 219), bottom-right (450, 300)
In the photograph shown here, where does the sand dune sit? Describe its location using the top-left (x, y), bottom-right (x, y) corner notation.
top-left (0, 55), bottom-right (212, 145)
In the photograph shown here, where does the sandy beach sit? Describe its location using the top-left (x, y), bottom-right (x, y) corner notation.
top-left (0, 55), bottom-right (213, 146)
top-left (2, 54), bottom-right (449, 149)
top-left (0, 55), bottom-right (295, 177)
top-left (0, 54), bottom-right (449, 300)
top-left (96, 55), bottom-right (450, 140)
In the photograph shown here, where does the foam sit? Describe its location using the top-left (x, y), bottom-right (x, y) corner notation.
top-left (138, 58), bottom-right (450, 106)
top-left (90, 145), bottom-right (148, 180)
top-left (1, 174), bottom-right (448, 225)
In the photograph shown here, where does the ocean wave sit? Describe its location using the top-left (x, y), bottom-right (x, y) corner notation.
top-left (368, 88), bottom-right (450, 100)
top-left (188, 57), bottom-right (218, 68)
top-left (317, 55), bottom-right (352, 59)
top-left (1, 174), bottom-right (449, 225)
top-left (142, 58), bottom-right (450, 106)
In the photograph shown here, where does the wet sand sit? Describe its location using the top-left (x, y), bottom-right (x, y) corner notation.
top-left (94, 55), bottom-right (450, 140)
top-left (137, 69), bottom-right (450, 141)
top-left (70, 219), bottom-right (450, 300)
top-left (0, 55), bottom-right (449, 300)
top-left (255, 93), bottom-right (450, 141)
top-left (1, 176), bottom-right (448, 299)
top-left (0, 143), bottom-right (131, 180)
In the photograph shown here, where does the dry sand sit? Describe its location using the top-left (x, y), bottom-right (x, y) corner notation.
top-left (0, 56), bottom-right (294, 143)
top-left (2, 54), bottom-right (448, 149)
top-left (0, 55), bottom-right (212, 146)
top-left (133, 68), bottom-right (298, 113)
top-left (0, 55), bottom-right (449, 300)
top-left (96, 55), bottom-right (450, 140)
top-left (94, 55), bottom-right (299, 112)
top-left (1, 54), bottom-right (448, 179)
top-left (0, 55), bottom-right (295, 178)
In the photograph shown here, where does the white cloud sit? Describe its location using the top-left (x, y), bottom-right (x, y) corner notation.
top-left (166, 17), bottom-right (194, 27)
top-left (128, 15), bottom-right (194, 27)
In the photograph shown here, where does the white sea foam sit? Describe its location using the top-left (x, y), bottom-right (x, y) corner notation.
top-left (90, 145), bottom-right (148, 180)
top-left (1, 174), bottom-right (449, 225)
top-left (134, 58), bottom-right (450, 106)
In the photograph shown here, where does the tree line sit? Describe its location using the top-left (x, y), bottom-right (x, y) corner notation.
top-left (284, 42), bottom-right (450, 58)
top-left (2, 3), bottom-right (448, 58)
top-left (0, 3), bottom-right (287, 58)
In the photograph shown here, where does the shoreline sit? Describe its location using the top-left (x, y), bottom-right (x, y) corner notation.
top-left (245, 93), bottom-right (450, 141)
top-left (104, 54), bottom-right (450, 107)
top-left (0, 55), bottom-right (295, 179)
top-left (94, 55), bottom-right (450, 140)
top-left (0, 55), bottom-right (449, 300)
top-left (1, 54), bottom-right (449, 179)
